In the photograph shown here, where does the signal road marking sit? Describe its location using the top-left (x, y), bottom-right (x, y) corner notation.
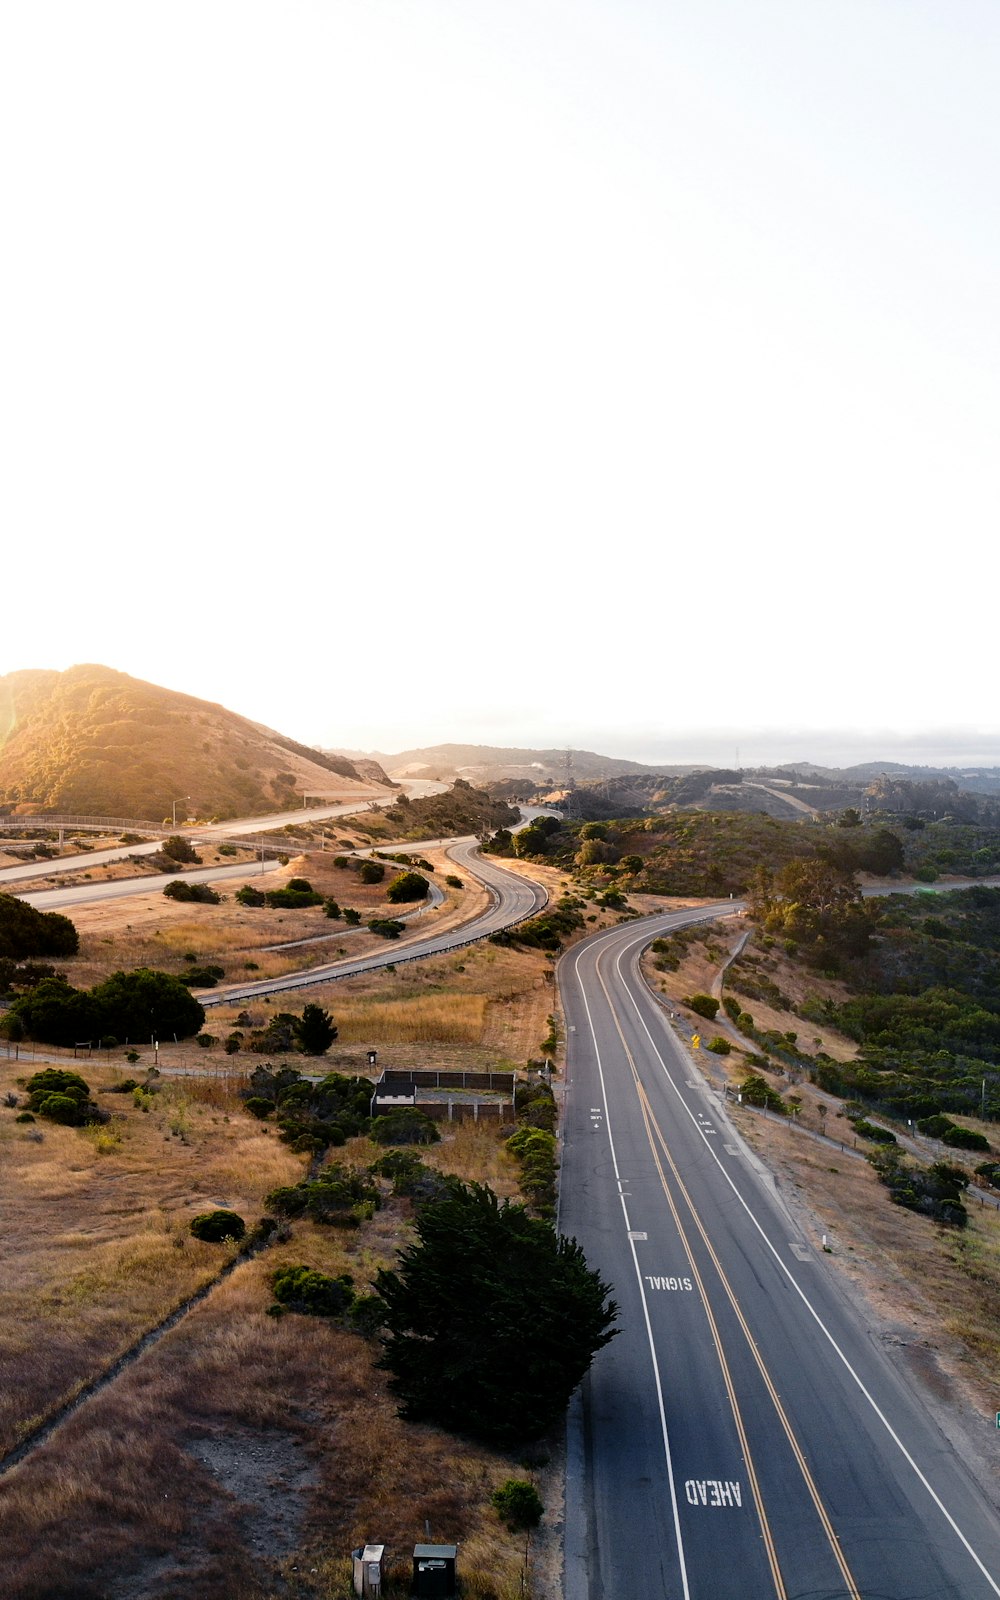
top-left (646, 1275), bottom-right (694, 1292)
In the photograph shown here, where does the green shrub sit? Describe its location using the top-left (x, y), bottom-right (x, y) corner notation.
top-left (445, 874), bottom-right (463, 888)
top-left (162, 881), bottom-right (220, 904)
top-left (386, 871), bottom-right (430, 904)
top-left (270, 1264), bottom-right (356, 1317)
top-left (235, 884), bottom-right (266, 907)
top-left (368, 918), bottom-right (406, 940)
top-left (738, 1074), bottom-right (787, 1114)
top-left (685, 993), bottom-right (719, 1021)
top-left (190, 1209), bottom-right (246, 1242)
top-left (491, 1479), bottom-right (544, 1530)
top-left (706, 1036), bottom-right (732, 1055)
top-left (359, 861), bottom-right (385, 884)
top-left (851, 1118), bottom-right (897, 1145)
top-left (245, 1096), bottom-right (275, 1119)
top-left (15, 1111), bottom-right (35, 1123)
top-left (371, 1109), bottom-right (440, 1145)
top-left (343, 908), bottom-right (362, 926)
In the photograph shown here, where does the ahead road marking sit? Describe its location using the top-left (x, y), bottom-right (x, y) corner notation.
top-left (609, 924), bottom-right (1000, 1600)
top-left (685, 1479), bottom-right (743, 1508)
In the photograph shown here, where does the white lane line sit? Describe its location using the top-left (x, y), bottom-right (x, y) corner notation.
top-left (610, 930), bottom-right (1000, 1599)
top-left (568, 942), bottom-right (693, 1600)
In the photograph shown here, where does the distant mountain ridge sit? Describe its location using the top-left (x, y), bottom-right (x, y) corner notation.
top-left (0, 665), bottom-right (391, 820)
top-left (334, 742), bottom-right (700, 785)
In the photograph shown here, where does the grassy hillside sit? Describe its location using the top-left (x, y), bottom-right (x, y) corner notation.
top-left (0, 665), bottom-right (386, 822)
top-left (341, 741), bottom-right (697, 785)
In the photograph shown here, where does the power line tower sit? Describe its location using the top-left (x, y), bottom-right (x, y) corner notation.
top-left (563, 748), bottom-right (576, 817)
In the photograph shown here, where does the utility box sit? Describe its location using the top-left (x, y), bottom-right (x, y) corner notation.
top-left (352, 1543), bottom-right (385, 1598)
top-left (412, 1544), bottom-right (457, 1598)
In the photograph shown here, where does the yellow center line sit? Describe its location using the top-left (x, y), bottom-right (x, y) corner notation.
top-left (634, 1086), bottom-right (787, 1599)
top-left (595, 952), bottom-right (862, 1600)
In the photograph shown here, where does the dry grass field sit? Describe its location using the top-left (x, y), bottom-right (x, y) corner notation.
top-left (0, 852), bottom-right (564, 1600)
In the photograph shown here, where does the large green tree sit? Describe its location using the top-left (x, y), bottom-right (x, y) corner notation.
top-left (374, 1182), bottom-right (618, 1445)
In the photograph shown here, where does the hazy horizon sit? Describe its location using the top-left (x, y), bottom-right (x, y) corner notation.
top-left (5, 5), bottom-right (998, 762)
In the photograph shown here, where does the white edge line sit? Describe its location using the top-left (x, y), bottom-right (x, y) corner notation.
top-left (568, 938), bottom-right (693, 1600)
top-left (610, 924), bottom-right (1000, 1600)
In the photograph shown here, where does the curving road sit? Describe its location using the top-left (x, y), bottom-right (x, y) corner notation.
top-left (560, 911), bottom-right (1000, 1600)
top-left (198, 839), bottom-right (546, 1009)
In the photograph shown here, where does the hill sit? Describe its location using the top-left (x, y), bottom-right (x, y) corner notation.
top-left (336, 742), bottom-right (700, 787)
top-left (0, 665), bottom-right (391, 821)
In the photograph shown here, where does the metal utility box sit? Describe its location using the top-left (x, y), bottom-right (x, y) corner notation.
top-left (412, 1544), bottom-right (457, 1598)
top-left (352, 1543), bottom-right (385, 1598)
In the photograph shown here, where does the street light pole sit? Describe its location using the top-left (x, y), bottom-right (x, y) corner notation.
top-left (172, 796), bottom-right (191, 827)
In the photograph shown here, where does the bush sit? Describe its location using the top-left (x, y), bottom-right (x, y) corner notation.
top-left (0, 892), bottom-right (79, 961)
top-left (738, 1074), bottom-right (787, 1114)
top-left (371, 1109), bottom-right (440, 1145)
top-left (359, 861), bottom-right (385, 884)
top-left (25, 1068), bottom-right (96, 1125)
top-left (161, 835), bottom-right (200, 864)
top-left (162, 881), bottom-right (220, 904)
top-left (323, 898), bottom-right (341, 919)
top-left (245, 1096), bottom-right (275, 1119)
top-left (190, 1209), bottom-right (246, 1242)
top-left (180, 965), bottom-right (225, 988)
top-left (270, 1264), bottom-right (356, 1317)
top-left (445, 874), bottom-right (463, 888)
top-left (706, 1036), bottom-right (732, 1055)
top-left (851, 1118), bottom-right (898, 1145)
top-left (386, 871), bottom-right (430, 904)
top-left (235, 884), bottom-right (266, 907)
top-left (491, 1479), bottom-right (544, 1531)
top-left (685, 993), bottom-right (719, 1021)
top-left (368, 918), bottom-right (405, 940)
top-left (265, 887), bottom-right (323, 909)
top-left (343, 908), bottom-right (362, 925)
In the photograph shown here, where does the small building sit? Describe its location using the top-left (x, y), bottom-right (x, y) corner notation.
top-left (412, 1543), bottom-right (457, 1598)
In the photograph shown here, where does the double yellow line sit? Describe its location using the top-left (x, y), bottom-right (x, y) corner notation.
top-left (596, 955), bottom-right (861, 1600)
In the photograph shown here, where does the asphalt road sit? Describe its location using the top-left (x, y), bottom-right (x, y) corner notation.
top-left (560, 910), bottom-right (1000, 1600)
top-left (198, 839), bottom-right (546, 1008)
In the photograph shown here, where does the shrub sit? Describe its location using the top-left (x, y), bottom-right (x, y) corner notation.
top-left (162, 881), bottom-right (220, 904)
top-left (197, 1032), bottom-right (217, 1049)
top-left (706, 1036), bottom-right (732, 1055)
top-left (180, 965), bottom-right (225, 987)
top-left (235, 884), bottom-right (266, 907)
top-left (323, 898), bottom-right (341, 919)
top-left (270, 1264), bottom-right (356, 1317)
top-left (0, 892), bottom-right (79, 960)
top-left (371, 1109), bottom-right (440, 1145)
top-left (851, 1118), bottom-right (898, 1145)
top-left (685, 993), bottom-right (719, 1021)
top-left (386, 871), bottom-right (430, 904)
top-left (491, 1480), bottom-right (544, 1531)
top-left (445, 874), bottom-right (463, 888)
top-left (265, 887), bottom-right (323, 909)
top-left (368, 918), bottom-right (405, 940)
top-left (286, 878), bottom-right (314, 893)
top-left (245, 1096), bottom-right (275, 1119)
top-left (161, 835), bottom-right (200, 864)
top-left (25, 1068), bottom-right (96, 1125)
top-left (359, 861), bottom-right (385, 884)
top-left (190, 1209), bottom-right (246, 1242)
top-left (343, 908), bottom-right (362, 925)
top-left (738, 1074), bottom-right (787, 1114)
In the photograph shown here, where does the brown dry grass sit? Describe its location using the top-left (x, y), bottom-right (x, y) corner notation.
top-left (0, 1060), bottom-right (301, 1458)
top-left (0, 1099), bottom-right (552, 1600)
top-left (0, 866), bottom-right (566, 1598)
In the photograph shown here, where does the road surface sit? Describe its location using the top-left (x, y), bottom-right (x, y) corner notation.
top-left (560, 910), bottom-right (1000, 1600)
top-left (198, 839), bottom-right (546, 1007)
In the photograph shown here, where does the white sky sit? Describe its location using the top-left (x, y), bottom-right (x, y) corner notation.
top-left (2, 2), bottom-right (998, 767)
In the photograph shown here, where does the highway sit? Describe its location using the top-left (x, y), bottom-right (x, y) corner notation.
top-left (198, 839), bottom-right (546, 1007)
top-left (560, 910), bottom-right (1000, 1600)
